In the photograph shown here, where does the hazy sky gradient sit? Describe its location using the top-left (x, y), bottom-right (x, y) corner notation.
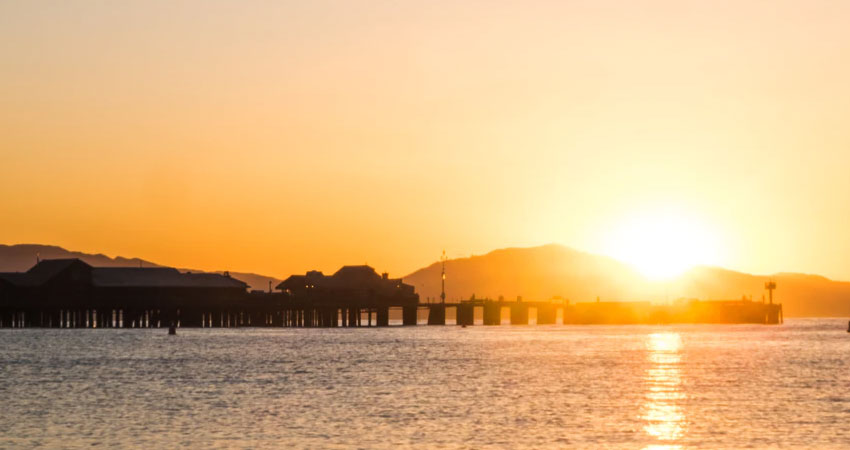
top-left (2, 0), bottom-right (850, 279)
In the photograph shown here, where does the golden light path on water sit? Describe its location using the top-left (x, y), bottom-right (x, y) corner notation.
top-left (642, 332), bottom-right (686, 450)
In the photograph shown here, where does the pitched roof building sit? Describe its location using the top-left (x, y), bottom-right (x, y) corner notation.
top-left (277, 265), bottom-right (417, 307)
top-left (0, 259), bottom-right (247, 310)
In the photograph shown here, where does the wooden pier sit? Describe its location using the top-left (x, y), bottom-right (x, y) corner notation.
top-left (420, 298), bottom-right (783, 326)
top-left (0, 297), bottom-right (784, 329)
top-left (0, 259), bottom-right (783, 329)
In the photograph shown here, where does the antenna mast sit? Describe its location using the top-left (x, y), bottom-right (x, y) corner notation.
top-left (440, 250), bottom-right (447, 304)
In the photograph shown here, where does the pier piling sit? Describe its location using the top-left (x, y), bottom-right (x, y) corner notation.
top-left (483, 302), bottom-right (501, 325)
top-left (510, 303), bottom-right (529, 325)
top-left (427, 304), bottom-right (446, 325)
top-left (457, 303), bottom-right (474, 326)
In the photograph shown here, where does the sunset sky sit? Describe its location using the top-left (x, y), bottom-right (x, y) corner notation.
top-left (2, 0), bottom-right (849, 280)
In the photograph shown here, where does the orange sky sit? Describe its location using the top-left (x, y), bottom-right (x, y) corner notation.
top-left (2, 1), bottom-right (850, 280)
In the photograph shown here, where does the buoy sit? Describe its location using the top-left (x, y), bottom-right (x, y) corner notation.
top-left (168, 322), bottom-right (177, 335)
top-left (846, 320), bottom-right (849, 333)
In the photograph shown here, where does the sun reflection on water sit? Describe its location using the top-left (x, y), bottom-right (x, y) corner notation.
top-left (642, 332), bottom-right (686, 449)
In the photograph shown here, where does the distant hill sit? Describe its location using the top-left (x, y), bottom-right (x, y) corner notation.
top-left (403, 244), bottom-right (850, 317)
top-left (404, 245), bottom-right (647, 302)
top-left (5, 243), bottom-right (849, 317)
top-left (0, 244), bottom-right (281, 291)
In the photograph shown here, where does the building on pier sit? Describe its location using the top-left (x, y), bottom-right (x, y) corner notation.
top-left (277, 265), bottom-right (419, 326)
top-left (277, 265), bottom-right (417, 305)
top-left (0, 259), bottom-right (248, 327)
top-left (0, 259), bottom-right (247, 302)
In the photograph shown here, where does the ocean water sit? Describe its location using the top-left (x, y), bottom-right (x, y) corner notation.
top-left (1, 319), bottom-right (848, 449)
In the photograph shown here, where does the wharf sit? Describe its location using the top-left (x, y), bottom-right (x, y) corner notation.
top-left (0, 258), bottom-right (783, 329)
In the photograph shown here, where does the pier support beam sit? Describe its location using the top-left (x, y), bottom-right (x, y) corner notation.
top-left (376, 307), bottom-right (389, 327)
top-left (536, 304), bottom-right (556, 325)
top-left (766, 304), bottom-right (782, 325)
top-left (427, 304), bottom-right (446, 325)
top-left (510, 303), bottom-right (529, 325)
top-left (348, 307), bottom-right (358, 327)
top-left (457, 303), bottom-right (474, 326)
top-left (402, 306), bottom-right (417, 326)
top-left (483, 302), bottom-right (501, 325)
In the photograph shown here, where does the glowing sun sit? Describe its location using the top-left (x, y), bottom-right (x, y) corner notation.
top-left (603, 211), bottom-right (722, 280)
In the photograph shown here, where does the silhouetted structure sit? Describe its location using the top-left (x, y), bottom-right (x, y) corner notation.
top-left (0, 259), bottom-right (782, 328)
top-left (442, 297), bottom-right (782, 325)
top-left (276, 265), bottom-right (418, 327)
top-left (0, 259), bottom-right (247, 328)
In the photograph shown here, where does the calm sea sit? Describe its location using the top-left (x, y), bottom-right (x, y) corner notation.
top-left (1, 319), bottom-right (848, 449)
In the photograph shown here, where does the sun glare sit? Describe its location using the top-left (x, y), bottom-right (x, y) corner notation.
top-left (603, 211), bottom-right (721, 280)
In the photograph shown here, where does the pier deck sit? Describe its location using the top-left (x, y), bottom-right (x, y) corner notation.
top-left (0, 259), bottom-right (783, 329)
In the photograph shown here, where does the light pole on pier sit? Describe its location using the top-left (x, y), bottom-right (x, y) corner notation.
top-left (440, 250), bottom-right (447, 304)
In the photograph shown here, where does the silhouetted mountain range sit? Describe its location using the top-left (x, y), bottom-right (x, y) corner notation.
top-left (403, 244), bottom-right (850, 317)
top-left (0, 244), bottom-right (281, 292)
top-left (3, 243), bottom-right (849, 317)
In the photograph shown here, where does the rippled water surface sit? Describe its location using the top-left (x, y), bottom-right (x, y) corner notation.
top-left (2, 319), bottom-right (849, 448)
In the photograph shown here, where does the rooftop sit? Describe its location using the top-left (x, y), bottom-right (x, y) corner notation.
top-left (0, 259), bottom-right (247, 289)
